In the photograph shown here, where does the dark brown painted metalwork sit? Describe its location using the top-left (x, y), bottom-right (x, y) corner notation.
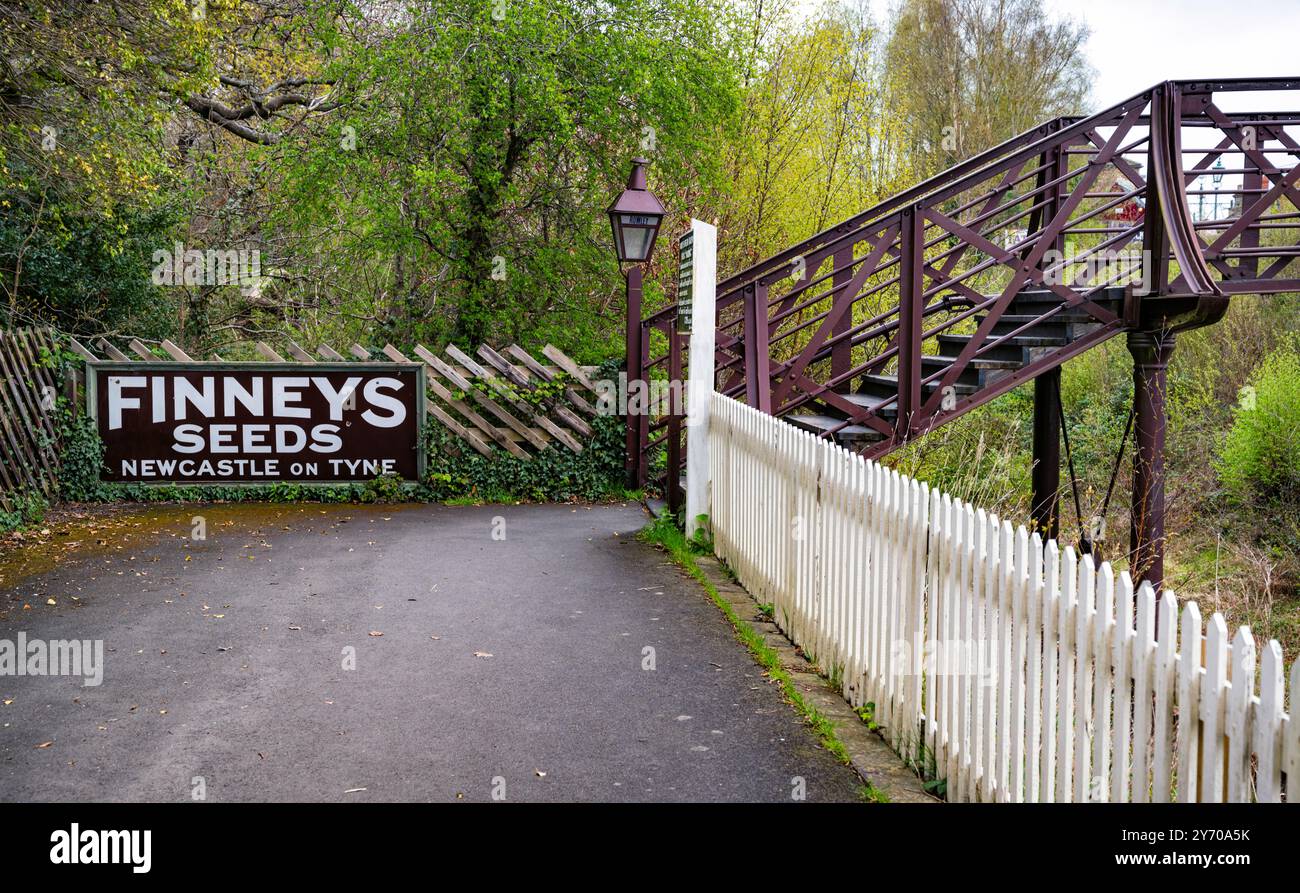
top-left (1031, 368), bottom-right (1062, 541)
top-left (1128, 331), bottom-right (1176, 589)
top-left (624, 264), bottom-right (643, 487)
top-left (633, 78), bottom-right (1300, 579)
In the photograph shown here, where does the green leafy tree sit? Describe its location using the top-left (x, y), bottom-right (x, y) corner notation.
top-left (269, 0), bottom-right (739, 353)
top-left (1, 1), bottom-right (339, 335)
top-left (884, 0), bottom-right (1092, 176)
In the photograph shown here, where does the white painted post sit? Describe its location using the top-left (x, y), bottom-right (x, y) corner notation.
top-left (684, 219), bottom-right (717, 541)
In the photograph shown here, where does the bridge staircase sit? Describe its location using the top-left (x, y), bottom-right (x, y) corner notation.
top-left (634, 78), bottom-right (1300, 586)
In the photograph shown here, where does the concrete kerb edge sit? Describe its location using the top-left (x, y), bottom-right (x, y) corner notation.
top-left (691, 553), bottom-right (938, 804)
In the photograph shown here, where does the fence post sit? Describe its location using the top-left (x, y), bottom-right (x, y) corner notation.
top-left (685, 219), bottom-right (717, 541)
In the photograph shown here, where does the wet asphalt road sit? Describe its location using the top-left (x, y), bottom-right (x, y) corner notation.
top-left (0, 502), bottom-right (862, 802)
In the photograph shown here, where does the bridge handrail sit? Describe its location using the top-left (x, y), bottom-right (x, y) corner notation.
top-left (715, 76), bottom-right (1300, 310)
top-left (632, 76), bottom-right (1300, 498)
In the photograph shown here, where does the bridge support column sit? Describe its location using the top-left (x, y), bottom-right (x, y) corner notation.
top-left (1128, 330), bottom-right (1175, 591)
top-left (1031, 367), bottom-right (1061, 541)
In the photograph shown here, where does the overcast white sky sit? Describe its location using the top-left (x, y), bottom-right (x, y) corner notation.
top-left (862, 0), bottom-right (1298, 112)
top-left (1040, 0), bottom-right (1298, 109)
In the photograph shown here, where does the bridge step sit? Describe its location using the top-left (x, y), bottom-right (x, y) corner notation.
top-left (804, 288), bottom-right (1122, 440)
top-left (838, 392), bottom-right (898, 418)
top-left (986, 314), bottom-right (1102, 341)
top-left (787, 414), bottom-right (886, 444)
top-left (808, 392), bottom-right (899, 424)
top-left (936, 333), bottom-right (1065, 364)
top-left (856, 373), bottom-right (977, 402)
top-left (1004, 286), bottom-right (1125, 309)
top-left (921, 354), bottom-right (1018, 387)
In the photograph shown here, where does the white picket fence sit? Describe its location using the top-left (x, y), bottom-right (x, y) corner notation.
top-left (707, 393), bottom-right (1299, 802)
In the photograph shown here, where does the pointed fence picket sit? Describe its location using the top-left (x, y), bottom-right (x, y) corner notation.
top-left (707, 392), bottom-right (1296, 803)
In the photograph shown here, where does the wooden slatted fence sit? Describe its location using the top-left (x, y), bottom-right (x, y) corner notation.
top-left (0, 327), bottom-right (63, 513)
top-left (68, 337), bottom-right (603, 461)
top-left (708, 392), bottom-right (1300, 802)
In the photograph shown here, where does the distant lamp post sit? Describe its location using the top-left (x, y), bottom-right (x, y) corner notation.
top-left (609, 158), bottom-right (665, 487)
top-left (1210, 157), bottom-right (1225, 220)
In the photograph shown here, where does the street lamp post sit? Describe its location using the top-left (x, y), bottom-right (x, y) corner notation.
top-left (608, 158), bottom-right (665, 488)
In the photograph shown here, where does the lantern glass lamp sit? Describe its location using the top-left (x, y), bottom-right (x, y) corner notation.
top-left (608, 158), bottom-right (665, 264)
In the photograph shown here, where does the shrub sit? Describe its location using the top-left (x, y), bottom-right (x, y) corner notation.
top-left (1217, 344), bottom-right (1300, 502)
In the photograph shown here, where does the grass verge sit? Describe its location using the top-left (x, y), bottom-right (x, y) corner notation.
top-left (638, 512), bottom-right (887, 802)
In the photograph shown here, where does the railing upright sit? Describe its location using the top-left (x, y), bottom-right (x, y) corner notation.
top-left (742, 283), bottom-right (771, 413)
top-left (897, 206), bottom-right (924, 435)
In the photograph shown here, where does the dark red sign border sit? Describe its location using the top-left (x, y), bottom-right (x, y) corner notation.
top-left (85, 361), bottom-right (427, 484)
